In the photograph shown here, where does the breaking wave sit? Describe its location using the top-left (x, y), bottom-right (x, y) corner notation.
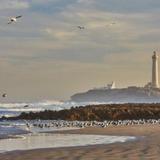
top-left (0, 100), bottom-right (105, 118)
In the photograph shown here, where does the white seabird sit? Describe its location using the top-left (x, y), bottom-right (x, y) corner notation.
top-left (8, 15), bottom-right (22, 24)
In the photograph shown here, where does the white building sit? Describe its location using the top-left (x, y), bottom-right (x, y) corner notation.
top-left (152, 51), bottom-right (159, 88)
top-left (93, 81), bottom-right (116, 90)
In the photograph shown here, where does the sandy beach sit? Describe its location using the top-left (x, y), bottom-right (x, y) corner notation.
top-left (0, 125), bottom-right (160, 160)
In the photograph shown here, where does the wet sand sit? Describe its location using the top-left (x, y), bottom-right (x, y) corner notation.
top-left (0, 125), bottom-right (160, 160)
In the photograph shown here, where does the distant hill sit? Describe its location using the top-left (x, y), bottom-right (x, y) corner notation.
top-left (71, 87), bottom-right (160, 103)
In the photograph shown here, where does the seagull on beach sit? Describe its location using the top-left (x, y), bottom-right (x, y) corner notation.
top-left (8, 15), bottom-right (22, 24)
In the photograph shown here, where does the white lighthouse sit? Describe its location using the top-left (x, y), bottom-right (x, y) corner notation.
top-left (152, 51), bottom-right (159, 88)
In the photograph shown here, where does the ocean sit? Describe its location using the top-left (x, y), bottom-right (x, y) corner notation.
top-left (0, 101), bottom-right (137, 153)
top-left (0, 100), bottom-right (105, 118)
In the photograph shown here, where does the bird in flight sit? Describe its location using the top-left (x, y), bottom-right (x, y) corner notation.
top-left (77, 26), bottom-right (85, 30)
top-left (24, 105), bottom-right (29, 108)
top-left (106, 22), bottom-right (116, 27)
top-left (2, 93), bottom-right (7, 98)
top-left (8, 15), bottom-right (22, 24)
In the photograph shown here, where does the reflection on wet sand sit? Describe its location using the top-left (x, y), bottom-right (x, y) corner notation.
top-left (0, 133), bottom-right (135, 153)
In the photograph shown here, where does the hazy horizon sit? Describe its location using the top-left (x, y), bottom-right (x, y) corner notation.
top-left (0, 0), bottom-right (160, 101)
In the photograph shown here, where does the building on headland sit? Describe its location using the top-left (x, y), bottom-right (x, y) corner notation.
top-left (71, 52), bottom-right (160, 103)
top-left (93, 81), bottom-right (116, 91)
top-left (145, 51), bottom-right (159, 89)
top-left (152, 51), bottom-right (159, 88)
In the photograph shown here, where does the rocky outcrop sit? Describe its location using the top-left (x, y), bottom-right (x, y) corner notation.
top-left (5, 103), bottom-right (160, 121)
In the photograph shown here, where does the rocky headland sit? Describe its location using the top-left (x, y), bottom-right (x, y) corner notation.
top-left (71, 87), bottom-right (160, 103)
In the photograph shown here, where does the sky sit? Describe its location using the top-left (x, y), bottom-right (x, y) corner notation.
top-left (0, 0), bottom-right (160, 101)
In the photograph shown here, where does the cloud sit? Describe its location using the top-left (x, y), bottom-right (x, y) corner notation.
top-left (0, 0), bottom-right (29, 10)
top-left (83, 0), bottom-right (160, 14)
top-left (29, 0), bottom-right (75, 13)
top-left (44, 28), bottom-right (78, 40)
top-left (0, 0), bottom-right (160, 100)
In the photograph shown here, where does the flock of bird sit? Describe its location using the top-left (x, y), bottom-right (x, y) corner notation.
top-left (25, 119), bottom-right (160, 130)
top-left (1, 14), bottom-right (116, 105)
top-left (6, 15), bottom-right (116, 29)
top-left (7, 15), bottom-right (85, 30)
top-left (2, 15), bottom-right (160, 130)
top-left (0, 16), bottom-right (22, 102)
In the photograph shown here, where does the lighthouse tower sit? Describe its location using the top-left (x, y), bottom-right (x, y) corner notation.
top-left (152, 51), bottom-right (159, 88)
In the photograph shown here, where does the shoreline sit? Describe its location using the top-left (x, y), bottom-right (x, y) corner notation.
top-left (0, 127), bottom-right (137, 154)
top-left (0, 125), bottom-right (159, 160)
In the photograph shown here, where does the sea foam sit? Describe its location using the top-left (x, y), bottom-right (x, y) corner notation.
top-left (0, 100), bottom-right (106, 117)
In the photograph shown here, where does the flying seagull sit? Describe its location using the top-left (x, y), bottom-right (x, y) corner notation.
top-left (8, 15), bottom-right (22, 24)
top-left (2, 93), bottom-right (7, 98)
top-left (106, 22), bottom-right (116, 27)
top-left (77, 26), bottom-right (85, 30)
top-left (24, 105), bottom-right (29, 108)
